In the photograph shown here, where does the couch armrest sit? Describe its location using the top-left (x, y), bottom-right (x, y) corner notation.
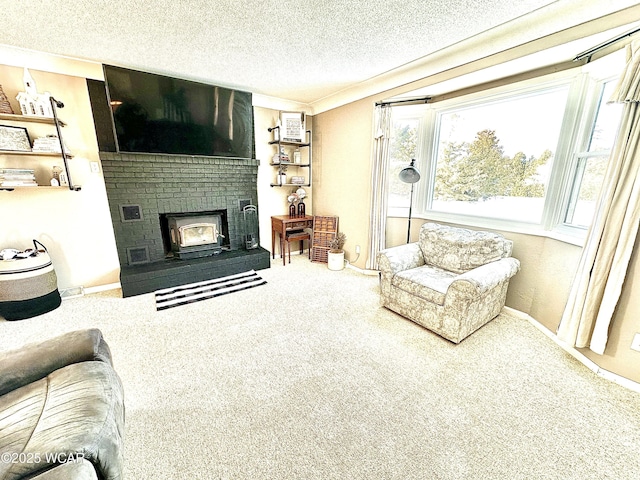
top-left (0, 329), bottom-right (112, 397)
top-left (448, 257), bottom-right (520, 298)
top-left (377, 242), bottom-right (425, 275)
top-left (377, 243), bottom-right (426, 299)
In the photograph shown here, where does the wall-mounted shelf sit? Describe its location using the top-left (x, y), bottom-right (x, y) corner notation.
top-left (0, 150), bottom-right (72, 158)
top-left (0, 113), bottom-right (66, 127)
top-left (0, 97), bottom-right (80, 191)
top-left (0, 185), bottom-right (71, 192)
top-left (268, 127), bottom-right (312, 187)
top-left (268, 139), bottom-right (310, 147)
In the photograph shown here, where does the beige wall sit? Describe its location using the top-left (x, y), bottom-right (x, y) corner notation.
top-left (314, 96), bottom-right (640, 384)
top-left (597, 236), bottom-right (640, 383)
top-left (311, 100), bottom-right (374, 267)
top-left (0, 64), bottom-right (120, 290)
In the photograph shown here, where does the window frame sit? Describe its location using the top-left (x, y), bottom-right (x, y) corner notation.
top-left (386, 107), bottom-right (428, 211)
top-left (556, 76), bottom-right (621, 233)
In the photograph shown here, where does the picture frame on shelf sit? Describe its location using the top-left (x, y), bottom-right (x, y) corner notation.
top-left (0, 125), bottom-right (31, 152)
top-left (280, 111), bottom-right (305, 143)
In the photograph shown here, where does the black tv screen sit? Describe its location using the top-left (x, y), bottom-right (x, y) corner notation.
top-left (103, 65), bottom-right (254, 158)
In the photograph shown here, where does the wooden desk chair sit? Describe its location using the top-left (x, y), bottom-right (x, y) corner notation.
top-left (285, 229), bottom-right (311, 263)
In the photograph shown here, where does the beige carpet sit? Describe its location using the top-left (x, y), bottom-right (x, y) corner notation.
top-left (1, 254), bottom-right (639, 479)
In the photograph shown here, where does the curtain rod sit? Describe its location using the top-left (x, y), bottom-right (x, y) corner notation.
top-left (375, 96), bottom-right (431, 107)
top-left (574, 25), bottom-right (640, 62)
top-left (379, 26), bottom-right (639, 109)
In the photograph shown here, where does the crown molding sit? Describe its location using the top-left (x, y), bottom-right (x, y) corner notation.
top-left (251, 94), bottom-right (313, 115)
top-left (0, 44), bottom-right (104, 80)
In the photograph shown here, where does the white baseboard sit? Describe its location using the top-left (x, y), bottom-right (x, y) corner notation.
top-left (59, 286), bottom-right (85, 299)
top-left (503, 306), bottom-right (640, 393)
top-left (345, 261), bottom-right (380, 276)
top-left (84, 282), bottom-right (121, 294)
top-left (277, 251), bottom-right (379, 276)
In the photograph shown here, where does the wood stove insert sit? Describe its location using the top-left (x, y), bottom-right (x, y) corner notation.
top-left (160, 211), bottom-right (230, 260)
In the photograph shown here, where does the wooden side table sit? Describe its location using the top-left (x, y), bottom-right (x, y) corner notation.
top-left (271, 215), bottom-right (314, 266)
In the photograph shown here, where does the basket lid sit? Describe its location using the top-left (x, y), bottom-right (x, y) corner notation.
top-left (0, 252), bottom-right (52, 274)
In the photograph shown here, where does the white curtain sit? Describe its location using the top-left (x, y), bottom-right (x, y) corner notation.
top-left (557, 40), bottom-right (640, 354)
top-left (366, 104), bottom-right (392, 270)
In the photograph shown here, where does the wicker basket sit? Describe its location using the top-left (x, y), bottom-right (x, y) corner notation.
top-left (0, 240), bottom-right (61, 321)
top-left (0, 85), bottom-right (14, 114)
top-left (311, 215), bottom-right (338, 263)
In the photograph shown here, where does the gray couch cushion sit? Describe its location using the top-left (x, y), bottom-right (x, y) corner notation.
top-left (0, 361), bottom-right (125, 480)
top-left (419, 222), bottom-right (513, 274)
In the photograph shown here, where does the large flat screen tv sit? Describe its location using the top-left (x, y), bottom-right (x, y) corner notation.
top-left (103, 65), bottom-right (254, 158)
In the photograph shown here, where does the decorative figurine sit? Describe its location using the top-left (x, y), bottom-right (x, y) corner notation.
top-left (0, 84), bottom-right (14, 114)
top-left (16, 68), bottom-right (53, 117)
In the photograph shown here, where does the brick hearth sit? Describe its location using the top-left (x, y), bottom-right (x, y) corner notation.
top-left (100, 152), bottom-right (269, 296)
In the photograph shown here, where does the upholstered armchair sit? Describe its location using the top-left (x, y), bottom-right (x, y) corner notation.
top-left (377, 222), bottom-right (520, 343)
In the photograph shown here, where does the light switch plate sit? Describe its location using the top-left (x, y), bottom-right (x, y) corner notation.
top-left (90, 161), bottom-right (100, 173)
top-left (631, 333), bottom-right (640, 352)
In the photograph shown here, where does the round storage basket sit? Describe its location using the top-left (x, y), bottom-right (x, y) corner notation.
top-left (0, 240), bottom-right (61, 321)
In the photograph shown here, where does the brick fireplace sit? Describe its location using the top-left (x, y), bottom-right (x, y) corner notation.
top-left (100, 152), bottom-right (269, 296)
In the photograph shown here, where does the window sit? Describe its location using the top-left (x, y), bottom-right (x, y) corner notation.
top-left (386, 52), bottom-right (624, 240)
top-left (388, 109), bottom-right (420, 210)
top-left (563, 80), bottom-right (622, 228)
top-left (431, 86), bottom-right (569, 224)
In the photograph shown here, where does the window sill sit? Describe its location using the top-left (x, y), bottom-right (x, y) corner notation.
top-left (388, 210), bottom-right (586, 247)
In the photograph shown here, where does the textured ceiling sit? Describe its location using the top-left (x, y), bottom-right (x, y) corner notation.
top-left (0, 0), bottom-right (559, 105)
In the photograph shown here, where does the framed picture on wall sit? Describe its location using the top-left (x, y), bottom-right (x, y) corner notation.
top-left (0, 125), bottom-right (31, 152)
top-left (280, 112), bottom-right (306, 143)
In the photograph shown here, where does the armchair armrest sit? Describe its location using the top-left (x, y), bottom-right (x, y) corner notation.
top-left (377, 242), bottom-right (425, 276)
top-left (448, 257), bottom-right (520, 298)
top-left (0, 328), bottom-right (112, 397)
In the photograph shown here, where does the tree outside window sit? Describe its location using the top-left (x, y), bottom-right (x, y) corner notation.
top-left (435, 129), bottom-right (551, 202)
top-left (388, 114), bottom-right (418, 210)
top-left (430, 87), bottom-right (568, 223)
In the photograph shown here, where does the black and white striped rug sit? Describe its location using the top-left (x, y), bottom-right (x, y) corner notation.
top-left (155, 270), bottom-right (267, 311)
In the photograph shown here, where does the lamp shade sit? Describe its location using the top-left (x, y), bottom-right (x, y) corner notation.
top-left (399, 159), bottom-right (421, 184)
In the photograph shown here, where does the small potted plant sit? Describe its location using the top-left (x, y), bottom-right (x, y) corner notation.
top-left (277, 164), bottom-right (288, 185)
top-left (327, 232), bottom-right (346, 271)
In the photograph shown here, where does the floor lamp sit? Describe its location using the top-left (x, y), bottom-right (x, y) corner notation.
top-left (399, 159), bottom-right (421, 243)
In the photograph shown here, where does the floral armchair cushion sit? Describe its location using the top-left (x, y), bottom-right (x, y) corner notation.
top-left (419, 222), bottom-right (513, 274)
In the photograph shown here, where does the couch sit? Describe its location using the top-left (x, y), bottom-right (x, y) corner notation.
top-left (0, 329), bottom-right (125, 480)
top-left (377, 222), bottom-right (520, 343)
